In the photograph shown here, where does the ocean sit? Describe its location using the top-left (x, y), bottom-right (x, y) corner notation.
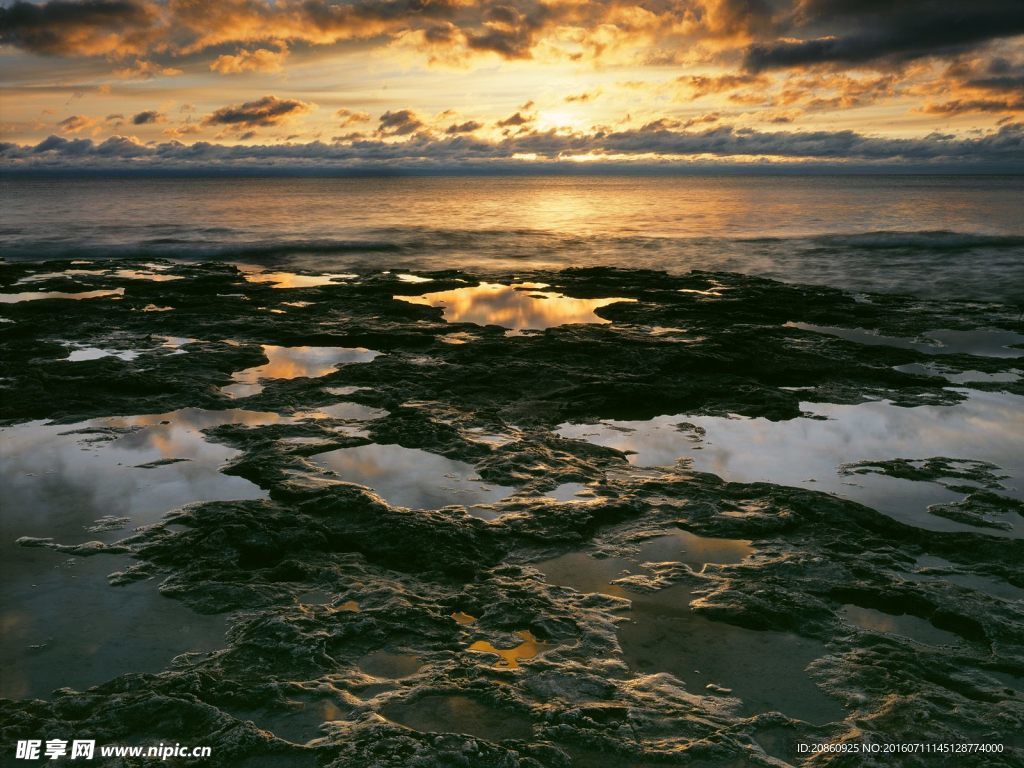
top-left (2, 174), bottom-right (1023, 300)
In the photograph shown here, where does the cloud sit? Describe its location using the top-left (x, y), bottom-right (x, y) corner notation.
top-left (743, 1), bottom-right (1024, 71)
top-left (377, 109), bottom-right (424, 136)
top-left (921, 98), bottom-right (1024, 115)
top-left (132, 110), bottom-right (164, 124)
top-left (336, 108), bottom-right (370, 128)
top-left (497, 111), bottom-right (531, 127)
top-left (6, 0), bottom-right (1018, 79)
top-left (6, 122), bottom-right (1022, 170)
top-left (114, 59), bottom-right (183, 79)
top-left (162, 123), bottom-right (203, 139)
top-left (210, 45), bottom-right (289, 74)
top-left (56, 114), bottom-right (97, 133)
top-left (204, 96), bottom-right (314, 127)
top-left (678, 73), bottom-right (768, 97)
top-left (446, 120), bottom-right (483, 134)
top-left (0, 0), bottom-right (770, 72)
top-left (0, 0), bottom-right (161, 57)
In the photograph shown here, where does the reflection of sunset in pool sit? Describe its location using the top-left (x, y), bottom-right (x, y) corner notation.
top-left (0, 288), bottom-right (124, 303)
top-left (468, 630), bottom-right (551, 669)
top-left (223, 345), bottom-right (380, 398)
top-left (241, 269), bottom-right (357, 288)
top-left (395, 282), bottom-right (635, 330)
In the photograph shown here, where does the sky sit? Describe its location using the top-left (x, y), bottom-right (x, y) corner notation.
top-left (1, 0), bottom-right (1023, 171)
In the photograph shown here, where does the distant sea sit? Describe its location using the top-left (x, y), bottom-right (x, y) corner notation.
top-left (2, 175), bottom-right (1022, 301)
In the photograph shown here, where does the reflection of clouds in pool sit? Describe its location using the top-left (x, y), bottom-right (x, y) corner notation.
top-left (558, 390), bottom-right (1024, 536)
top-left (395, 282), bottom-right (635, 330)
top-left (223, 345), bottom-right (381, 398)
top-left (788, 322), bottom-right (1024, 359)
top-left (1, 408), bottom-right (275, 537)
top-left (310, 443), bottom-right (512, 510)
top-left (0, 407), bottom-right (281, 699)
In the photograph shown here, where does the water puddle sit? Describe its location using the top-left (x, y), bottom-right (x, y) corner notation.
top-left (894, 363), bottom-right (1021, 384)
top-left (907, 556), bottom-right (1024, 601)
top-left (636, 531), bottom-right (752, 572)
top-left (112, 268), bottom-right (183, 282)
top-left (440, 332), bottom-right (476, 345)
top-left (840, 605), bottom-right (963, 646)
top-left (464, 428), bottom-right (517, 448)
top-left (468, 630), bottom-right (551, 669)
top-left (359, 650), bottom-right (423, 678)
top-left (0, 408), bottom-right (279, 698)
top-left (558, 391), bottom-right (1024, 536)
top-left (542, 482), bottom-right (593, 501)
top-left (230, 695), bottom-right (350, 744)
top-left (0, 288), bottom-right (124, 303)
top-left (241, 269), bottom-right (357, 288)
top-left (535, 552), bottom-right (633, 598)
top-left (65, 346), bottom-right (142, 362)
top-left (298, 402), bottom-right (388, 421)
top-left (310, 443), bottom-right (512, 510)
top-left (159, 335), bottom-right (196, 354)
top-left (788, 323), bottom-right (1024, 359)
top-left (536, 540), bottom-right (842, 723)
top-left (620, 584), bottom-right (845, 724)
top-left (395, 282), bottom-right (635, 330)
top-left (0, 554), bottom-right (227, 700)
top-left (222, 345), bottom-right (381, 398)
top-left (383, 694), bottom-right (533, 741)
top-left (14, 269), bottom-right (108, 284)
top-left (2, 408), bottom-right (273, 536)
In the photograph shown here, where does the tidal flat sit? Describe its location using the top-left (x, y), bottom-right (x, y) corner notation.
top-left (1, 259), bottom-right (1022, 767)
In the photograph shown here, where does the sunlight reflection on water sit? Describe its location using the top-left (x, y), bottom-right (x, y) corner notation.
top-left (396, 282), bottom-right (635, 330)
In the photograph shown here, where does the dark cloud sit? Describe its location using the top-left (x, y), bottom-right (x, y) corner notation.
top-left (132, 110), bottom-right (164, 124)
top-left (6, 0), bottom-right (1017, 78)
top-left (922, 98), bottom-right (1024, 115)
top-left (204, 96), bottom-right (314, 127)
top-left (962, 58), bottom-right (1024, 91)
top-left (336, 108), bottom-right (370, 128)
top-left (446, 120), bottom-right (483, 134)
top-left (6, 122), bottom-right (1022, 170)
top-left (56, 114), bottom-right (95, 133)
top-left (0, 0), bottom-right (159, 57)
top-left (464, 2), bottom-right (556, 59)
top-left (497, 111), bottom-right (531, 127)
top-left (678, 73), bottom-right (767, 96)
top-left (377, 109), bottom-right (424, 136)
top-left (744, 1), bottom-right (1024, 71)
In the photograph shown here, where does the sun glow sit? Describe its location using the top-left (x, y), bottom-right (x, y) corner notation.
top-left (536, 109), bottom-right (585, 132)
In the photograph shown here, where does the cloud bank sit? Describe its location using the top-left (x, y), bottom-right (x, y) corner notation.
top-left (3, 121), bottom-right (1021, 172)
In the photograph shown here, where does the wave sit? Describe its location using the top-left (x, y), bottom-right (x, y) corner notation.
top-left (0, 237), bottom-right (407, 263)
top-left (4, 227), bottom-right (1023, 264)
top-left (806, 231), bottom-right (1024, 251)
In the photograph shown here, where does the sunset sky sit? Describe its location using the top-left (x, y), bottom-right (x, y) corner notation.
top-left (1, 0), bottom-right (1023, 171)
